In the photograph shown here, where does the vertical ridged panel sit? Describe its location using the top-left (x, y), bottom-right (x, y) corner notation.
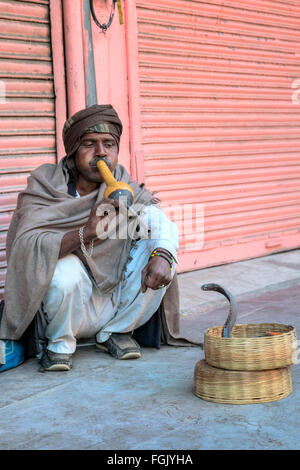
top-left (136, 0), bottom-right (300, 271)
top-left (0, 0), bottom-right (56, 296)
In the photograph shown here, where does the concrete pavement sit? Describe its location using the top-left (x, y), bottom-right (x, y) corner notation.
top-left (0, 249), bottom-right (299, 450)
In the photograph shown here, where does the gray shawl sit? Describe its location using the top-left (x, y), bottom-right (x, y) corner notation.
top-left (0, 159), bottom-right (195, 347)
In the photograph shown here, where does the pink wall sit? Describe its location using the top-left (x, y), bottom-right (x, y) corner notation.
top-left (50, 0), bottom-right (300, 274)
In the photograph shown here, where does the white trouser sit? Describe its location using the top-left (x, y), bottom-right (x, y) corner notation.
top-left (37, 238), bottom-right (176, 354)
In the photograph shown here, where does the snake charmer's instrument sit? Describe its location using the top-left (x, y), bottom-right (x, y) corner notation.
top-left (96, 159), bottom-right (135, 207)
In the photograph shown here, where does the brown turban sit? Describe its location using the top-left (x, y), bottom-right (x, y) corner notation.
top-left (62, 104), bottom-right (123, 157)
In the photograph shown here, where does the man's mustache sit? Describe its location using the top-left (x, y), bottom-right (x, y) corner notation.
top-left (89, 157), bottom-right (112, 169)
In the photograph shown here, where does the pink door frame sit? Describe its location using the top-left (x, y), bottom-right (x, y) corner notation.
top-left (49, 0), bottom-right (67, 161)
top-left (123, 0), bottom-right (145, 183)
top-left (49, 0), bottom-right (144, 182)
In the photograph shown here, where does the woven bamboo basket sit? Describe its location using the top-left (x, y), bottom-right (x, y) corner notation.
top-left (194, 360), bottom-right (292, 404)
top-left (204, 323), bottom-right (297, 371)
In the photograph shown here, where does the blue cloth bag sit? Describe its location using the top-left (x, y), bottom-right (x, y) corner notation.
top-left (0, 340), bottom-right (24, 372)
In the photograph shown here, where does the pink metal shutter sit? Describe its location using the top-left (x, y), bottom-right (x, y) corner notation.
top-left (135, 0), bottom-right (300, 272)
top-left (0, 0), bottom-right (56, 296)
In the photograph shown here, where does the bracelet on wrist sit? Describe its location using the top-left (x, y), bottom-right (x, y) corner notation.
top-left (150, 249), bottom-right (174, 270)
top-left (79, 225), bottom-right (94, 258)
top-left (152, 248), bottom-right (174, 261)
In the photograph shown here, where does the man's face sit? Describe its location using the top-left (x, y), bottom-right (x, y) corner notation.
top-left (75, 132), bottom-right (119, 184)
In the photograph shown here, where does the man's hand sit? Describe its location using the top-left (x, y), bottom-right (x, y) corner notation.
top-left (141, 256), bottom-right (172, 293)
top-left (84, 198), bottom-right (120, 241)
top-left (58, 198), bottom-right (119, 259)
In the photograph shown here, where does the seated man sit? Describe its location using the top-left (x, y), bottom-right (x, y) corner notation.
top-left (0, 104), bottom-right (188, 372)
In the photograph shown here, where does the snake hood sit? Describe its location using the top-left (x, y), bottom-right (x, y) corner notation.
top-left (201, 283), bottom-right (238, 338)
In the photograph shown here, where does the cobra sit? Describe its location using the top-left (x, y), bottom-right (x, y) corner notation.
top-left (201, 283), bottom-right (238, 338)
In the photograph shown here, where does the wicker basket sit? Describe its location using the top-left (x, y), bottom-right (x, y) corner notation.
top-left (194, 360), bottom-right (292, 404)
top-left (204, 323), bottom-right (297, 371)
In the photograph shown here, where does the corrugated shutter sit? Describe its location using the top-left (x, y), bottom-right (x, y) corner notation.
top-left (135, 0), bottom-right (300, 271)
top-left (0, 0), bottom-right (56, 296)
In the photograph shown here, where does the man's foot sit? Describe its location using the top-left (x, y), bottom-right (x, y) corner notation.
top-left (96, 333), bottom-right (141, 360)
top-left (39, 349), bottom-right (72, 371)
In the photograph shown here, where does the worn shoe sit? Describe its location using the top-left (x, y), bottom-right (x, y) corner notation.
top-left (39, 349), bottom-right (72, 371)
top-left (96, 333), bottom-right (141, 360)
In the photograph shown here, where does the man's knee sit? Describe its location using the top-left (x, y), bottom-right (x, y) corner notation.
top-left (48, 254), bottom-right (88, 295)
